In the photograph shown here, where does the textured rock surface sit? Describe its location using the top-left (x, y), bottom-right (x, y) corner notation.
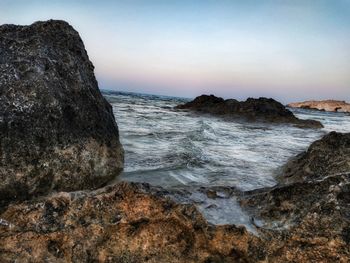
top-left (288, 100), bottom-right (350, 113)
top-left (176, 95), bottom-right (323, 128)
top-left (240, 172), bottom-right (350, 262)
top-left (239, 132), bottom-right (350, 262)
top-left (0, 20), bottom-right (123, 205)
top-left (280, 132), bottom-right (350, 183)
top-left (0, 182), bottom-right (264, 263)
top-left (1, 176), bottom-right (349, 263)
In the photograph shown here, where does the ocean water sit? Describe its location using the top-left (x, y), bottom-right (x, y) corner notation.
top-left (103, 90), bottom-right (350, 228)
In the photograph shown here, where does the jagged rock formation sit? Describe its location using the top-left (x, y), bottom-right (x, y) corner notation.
top-left (288, 100), bottom-right (350, 113)
top-left (0, 20), bottom-right (124, 205)
top-left (280, 132), bottom-right (350, 183)
top-left (176, 95), bottom-right (323, 128)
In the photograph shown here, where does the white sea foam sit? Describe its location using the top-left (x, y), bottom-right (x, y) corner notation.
top-left (105, 91), bottom-right (350, 227)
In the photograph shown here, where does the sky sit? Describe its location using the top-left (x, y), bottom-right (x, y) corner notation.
top-left (1, 0), bottom-right (349, 103)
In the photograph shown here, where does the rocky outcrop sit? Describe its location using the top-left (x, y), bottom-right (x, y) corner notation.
top-left (1, 173), bottom-right (349, 263)
top-left (0, 182), bottom-right (265, 263)
top-left (240, 172), bottom-right (350, 262)
top-left (288, 100), bottom-right (350, 113)
top-left (0, 121), bottom-right (348, 263)
top-left (0, 20), bottom-right (124, 205)
top-left (280, 132), bottom-right (350, 184)
top-left (239, 132), bottom-right (350, 262)
top-left (176, 95), bottom-right (323, 128)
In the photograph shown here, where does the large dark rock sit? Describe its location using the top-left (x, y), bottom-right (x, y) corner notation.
top-left (176, 94), bottom-right (323, 128)
top-left (280, 132), bottom-right (350, 183)
top-left (0, 20), bottom-right (124, 205)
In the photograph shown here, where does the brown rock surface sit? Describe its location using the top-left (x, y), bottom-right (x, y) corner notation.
top-left (288, 100), bottom-right (350, 113)
top-left (0, 182), bottom-right (265, 263)
top-left (1, 173), bottom-right (349, 262)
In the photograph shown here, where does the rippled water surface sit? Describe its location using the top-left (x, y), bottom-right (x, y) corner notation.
top-left (104, 90), bottom-right (350, 227)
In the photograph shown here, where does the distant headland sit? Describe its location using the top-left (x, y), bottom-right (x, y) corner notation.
top-left (288, 100), bottom-right (350, 113)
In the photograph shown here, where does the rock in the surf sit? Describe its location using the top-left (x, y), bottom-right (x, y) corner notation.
top-left (176, 94), bottom-right (323, 128)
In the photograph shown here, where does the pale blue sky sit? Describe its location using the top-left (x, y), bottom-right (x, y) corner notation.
top-left (1, 0), bottom-right (349, 102)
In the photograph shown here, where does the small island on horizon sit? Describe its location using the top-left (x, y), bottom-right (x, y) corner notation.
top-left (288, 100), bottom-right (350, 113)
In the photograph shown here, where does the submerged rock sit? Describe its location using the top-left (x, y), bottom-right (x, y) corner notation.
top-left (288, 100), bottom-right (350, 113)
top-left (0, 20), bottom-right (124, 205)
top-left (280, 132), bottom-right (350, 183)
top-left (176, 95), bottom-right (323, 128)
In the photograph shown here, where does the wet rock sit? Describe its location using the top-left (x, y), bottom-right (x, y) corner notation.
top-left (176, 95), bottom-right (323, 128)
top-left (0, 20), bottom-right (124, 205)
top-left (280, 132), bottom-right (350, 183)
top-left (240, 172), bottom-right (350, 262)
top-left (239, 132), bottom-right (350, 262)
top-left (2, 176), bottom-right (349, 262)
top-left (0, 182), bottom-right (264, 263)
top-left (288, 100), bottom-right (350, 113)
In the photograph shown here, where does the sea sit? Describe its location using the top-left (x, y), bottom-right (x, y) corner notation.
top-left (103, 90), bottom-right (350, 230)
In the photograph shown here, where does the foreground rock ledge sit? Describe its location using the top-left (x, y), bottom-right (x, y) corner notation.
top-left (0, 182), bottom-right (264, 263)
top-left (0, 20), bottom-right (124, 204)
top-left (176, 95), bottom-right (323, 128)
top-left (1, 173), bottom-right (349, 262)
